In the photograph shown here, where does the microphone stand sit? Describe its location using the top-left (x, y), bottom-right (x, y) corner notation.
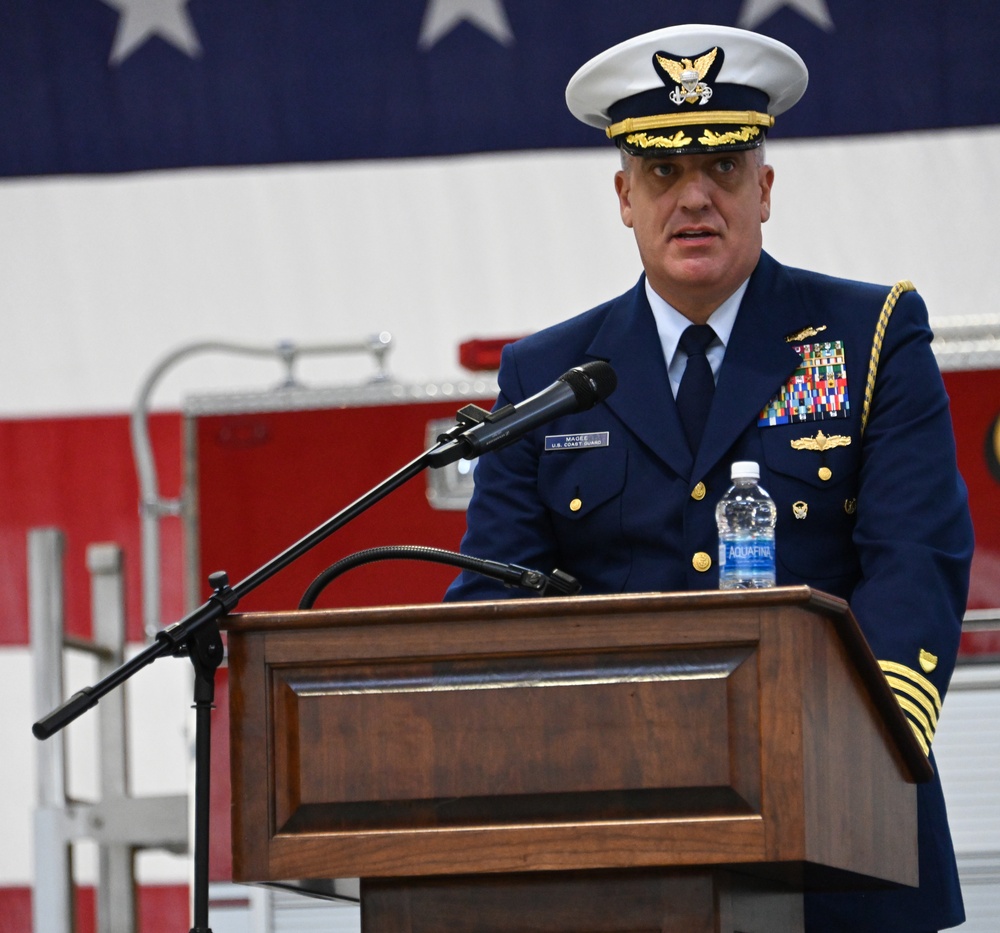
top-left (32, 414), bottom-right (494, 933)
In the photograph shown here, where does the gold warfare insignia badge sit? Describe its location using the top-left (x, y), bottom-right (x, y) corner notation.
top-left (785, 324), bottom-right (828, 343)
top-left (655, 47), bottom-right (718, 106)
top-left (790, 430), bottom-right (852, 452)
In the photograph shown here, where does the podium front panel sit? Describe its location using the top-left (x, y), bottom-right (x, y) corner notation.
top-left (225, 589), bottom-right (919, 886)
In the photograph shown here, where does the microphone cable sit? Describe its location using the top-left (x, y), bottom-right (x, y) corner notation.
top-left (298, 545), bottom-right (580, 609)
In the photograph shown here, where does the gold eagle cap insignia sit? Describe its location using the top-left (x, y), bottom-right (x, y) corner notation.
top-left (655, 47), bottom-right (718, 84)
top-left (785, 325), bottom-right (828, 343)
top-left (789, 430), bottom-right (852, 452)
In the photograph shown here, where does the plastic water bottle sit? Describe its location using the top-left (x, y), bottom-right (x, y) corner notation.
top-left (715, 461), bottom-right (776, 589)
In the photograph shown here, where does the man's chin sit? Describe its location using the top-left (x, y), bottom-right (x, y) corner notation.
top-left (661, 256), bottom-right (728, 288)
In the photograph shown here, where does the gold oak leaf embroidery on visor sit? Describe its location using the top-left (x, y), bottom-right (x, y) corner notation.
top-left (625, 131), bottom-right (693, 149)
top-left (699, 125), bottom-right (760, 146)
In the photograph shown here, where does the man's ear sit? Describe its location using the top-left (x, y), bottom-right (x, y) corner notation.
top-left (759, 164), bottom-right (775, 224)
top-left (615, 169), bottom-right (634, 228)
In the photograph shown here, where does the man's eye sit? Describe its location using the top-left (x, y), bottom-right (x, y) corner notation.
top-left (651, 163), bottom-right (674, 177)
top-left (717, 159), bottom-right (736, 173)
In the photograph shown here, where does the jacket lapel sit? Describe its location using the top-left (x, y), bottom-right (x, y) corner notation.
top-left (586, 278), bottom-right (694, 478)
top-left (695, 252), bottom-right (808, 476)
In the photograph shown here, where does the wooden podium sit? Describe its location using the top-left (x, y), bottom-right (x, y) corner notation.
top-left (224, 587), bottom-right (930, 933)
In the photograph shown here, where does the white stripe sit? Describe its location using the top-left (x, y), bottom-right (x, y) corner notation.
top-left (0, 126), bottom-right (996, 416)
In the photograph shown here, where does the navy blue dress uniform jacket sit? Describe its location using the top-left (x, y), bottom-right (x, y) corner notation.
top-left (445, 251), bottom-right (974, 932)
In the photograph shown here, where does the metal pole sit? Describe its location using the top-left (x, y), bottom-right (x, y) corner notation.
top-left (30, 528), bottom-right (74, 933)
top-left (88, 544), bottom-right (137, 933)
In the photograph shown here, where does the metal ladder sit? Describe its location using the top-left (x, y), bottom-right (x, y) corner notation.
top-left (30, 528), bottom-right (188, 933)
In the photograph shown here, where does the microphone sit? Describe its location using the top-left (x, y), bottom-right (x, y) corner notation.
top-left (429, 360), bottom-right (617, 467)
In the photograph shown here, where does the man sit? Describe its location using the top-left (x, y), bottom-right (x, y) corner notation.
top-left (445, 24), bottom-right (973, 932)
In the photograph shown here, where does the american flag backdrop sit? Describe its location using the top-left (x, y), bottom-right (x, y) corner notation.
top-left (3, 0), bottom-right (999, 175)
top-left (0, 0), bottom-right (998, 418)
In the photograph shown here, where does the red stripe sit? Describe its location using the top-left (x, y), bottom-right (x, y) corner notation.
top-left (0, 885), bottom-right (190, 932)
top-left (0, 412), bottom-right (183, 644)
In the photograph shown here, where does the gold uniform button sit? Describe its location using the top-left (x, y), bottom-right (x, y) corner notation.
top-left (691, 481), bottom-right (706, 500)
top-left (818, 466), bottom-right (832, 481)
top-left (569, 497), bottom-right (582, 512)
top-left (692, 552), bottom-right (712, 572)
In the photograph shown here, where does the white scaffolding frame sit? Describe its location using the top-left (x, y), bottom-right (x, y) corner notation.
top-left (30, 528), bottom-right (188, 933)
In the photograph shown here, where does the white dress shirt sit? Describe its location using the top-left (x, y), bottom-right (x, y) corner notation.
top-left (645, 277), bottom-right (749, 399)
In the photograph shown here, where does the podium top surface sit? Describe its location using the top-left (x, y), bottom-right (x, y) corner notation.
top-left (225, 584), bottom-right (838, 631)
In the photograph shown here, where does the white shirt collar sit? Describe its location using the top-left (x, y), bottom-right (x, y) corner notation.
top-left (645, 277), bottom-right (750, 398)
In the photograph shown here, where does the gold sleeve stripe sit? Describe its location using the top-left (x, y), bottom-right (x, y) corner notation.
top-left (897, 695), bottom-right (935, 747)
top-left (885, 675), bottom-right (939, 731)
top-left (860, 280), bottom-right (915, 436)
top-left (606, 110), bottom-right (774, 138)
top-left (878, 659), bottom-right (942, 711)
top-left (904, 717), bottom-right (930, 757)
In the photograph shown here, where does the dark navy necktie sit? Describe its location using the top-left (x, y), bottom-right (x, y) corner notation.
top-left (676, 324), bottom-right (717, 454)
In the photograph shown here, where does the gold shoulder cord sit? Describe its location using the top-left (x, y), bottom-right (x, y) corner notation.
top-left (864, 282), bottom-right (940, 757)
top-left (859, 280), bottom-right (915, 436)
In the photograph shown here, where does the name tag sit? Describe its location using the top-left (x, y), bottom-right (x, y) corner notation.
top-left (544, 431), bottom-right (609, 451)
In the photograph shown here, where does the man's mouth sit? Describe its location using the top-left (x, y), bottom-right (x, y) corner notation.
top-left (673, 229), bottom-right (716, 241)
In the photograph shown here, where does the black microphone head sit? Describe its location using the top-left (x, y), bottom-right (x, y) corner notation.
top-left (560, 361), bottom-right (617, 409)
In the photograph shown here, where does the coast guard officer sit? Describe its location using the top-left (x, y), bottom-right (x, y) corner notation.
top-left (445, 24), bottom-right (973, 932)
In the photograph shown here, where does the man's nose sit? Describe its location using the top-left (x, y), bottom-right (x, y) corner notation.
top-left (677, 171), bottom-right (712, 210)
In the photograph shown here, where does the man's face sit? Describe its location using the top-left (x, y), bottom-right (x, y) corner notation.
top-left (614, 149), bottom-right (774, 322)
